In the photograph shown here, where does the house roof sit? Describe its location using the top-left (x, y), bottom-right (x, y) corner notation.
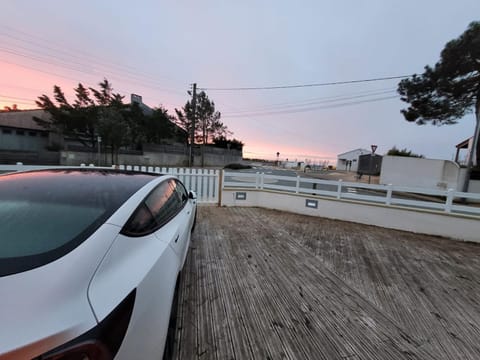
top-left (130, 93), bottom-right (154, 116)
top-left (337, 148), bottom-right (370, 157)
top-left (0, 109), bottom-right (50, 131)
top-left (456, 137), bottom-right (472, 149)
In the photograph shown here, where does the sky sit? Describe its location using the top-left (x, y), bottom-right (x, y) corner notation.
top-left (1, 1), bottom-right (479, 164)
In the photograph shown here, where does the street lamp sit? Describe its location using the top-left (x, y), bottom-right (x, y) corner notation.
top-left (97, 136), bottom-right (102, 166)
top-left (368, 144), bottom-right (377, 184)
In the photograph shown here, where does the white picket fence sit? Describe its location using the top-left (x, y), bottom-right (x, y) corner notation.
top-left (223, 171), bottom-right (480, 217)
top-left (116, 165), bottom-right (219, 204)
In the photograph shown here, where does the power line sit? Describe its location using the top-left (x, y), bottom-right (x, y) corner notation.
top-left (0, 26), bottom-right (188, 101)
top-left (0, 99), bottom-right (36, 106)
top-left (0, 94), bottom-right (37, 102)
top-left (199, 75), bottom-right (411, 91)
top-left (0, 25), bottom-right (182, 86)
top-left (223, 89), bottom-right (396, 115)
top-left (0, 46), bottom-right (185, 96)
top-left (222, 95), bottom-right (399, 118)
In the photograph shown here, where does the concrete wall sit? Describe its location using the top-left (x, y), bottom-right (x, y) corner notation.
top-left (0, 128), bottom-right (49, 152)
top-left (221, 189), bottom-right (480, 243)
top-left (380, 156), bottom-right (464, 191)
top-left (60, 148), bottom-right (242, 167)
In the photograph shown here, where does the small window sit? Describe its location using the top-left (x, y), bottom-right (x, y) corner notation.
top-left (16, 130), bottom-right (25, 136)
top-left (2, 129), bottom-right (12, 134)
top-left (29, 131), bottom-right (37, 137)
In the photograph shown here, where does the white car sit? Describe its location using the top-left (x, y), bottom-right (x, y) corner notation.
top-left (0, 168), bottom-right (197, 360)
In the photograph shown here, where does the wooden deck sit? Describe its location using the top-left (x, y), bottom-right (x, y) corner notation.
top-left (171, 207), bottom-right (480, 360)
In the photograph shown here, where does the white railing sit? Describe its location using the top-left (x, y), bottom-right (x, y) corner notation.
top-left (223, 171), bottom-right (480, 217)
top-left (0, 164), bottom-right (220, 204)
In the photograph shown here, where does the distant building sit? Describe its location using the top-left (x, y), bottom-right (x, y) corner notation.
top-left (130, 94), bottom-right (154, 116)
top-left (336, 148), bottom-right (371, 171)
top-left (0, 109), bottom-right (60, 164)
top-left (282, 160), bottom-right (308, 171)
top-left (0, 94), bottom-right (162, 164)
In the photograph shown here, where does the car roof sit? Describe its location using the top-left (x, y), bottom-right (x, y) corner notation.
top-left (0, 168), bottom-right (163, 208)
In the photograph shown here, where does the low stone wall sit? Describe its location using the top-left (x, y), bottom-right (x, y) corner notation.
top-left (60, 147), bottom-right (242, 167)
top-left (221, 189), bottom-right (480, 243)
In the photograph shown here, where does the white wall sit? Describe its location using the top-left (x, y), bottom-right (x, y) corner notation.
top-left (336, 149), bottom-right (370, 171)
top-left (469, 180), bottom-right (480, 193)
top-left (380, 156), bottom-right (463, 191)
top-left (221, 189), bottom-right (480, 243)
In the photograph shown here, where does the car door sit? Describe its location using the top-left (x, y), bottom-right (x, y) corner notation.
top-left (169, 179), bottom-right (193, 264)
top-left (141, 179), bottom-right (182, 256)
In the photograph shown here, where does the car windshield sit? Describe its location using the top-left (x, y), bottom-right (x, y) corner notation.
top-left (0, 169), bottom-right (157, 276)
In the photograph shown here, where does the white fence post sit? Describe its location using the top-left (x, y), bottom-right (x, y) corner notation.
top-left (386, 184), bottom-right (393, 206)
top-left (445, 188), bottom-right (454, 213)
top-left (295, 176), bottom-right (300, 194)
top-left (260, 172), bottom-right (265, 190)
top-left (196, 169), bottom-right (202, 200)
top-left (221, 169), bottom-right (225, 191)
top-left (336, 179), bottom-right (343, 199)
top-left (255, 172), bottom-right (260, 189)
top-left (202, 169), bottom-right (208, 202)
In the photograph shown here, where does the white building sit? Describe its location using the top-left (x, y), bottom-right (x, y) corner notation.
top-left (336, 148), bottom-right (371, 171)
top-left (282, 160), bottom-right (306, 170)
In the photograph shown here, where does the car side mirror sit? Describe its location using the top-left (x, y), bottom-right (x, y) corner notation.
top-left (189, 191), bottom-right (197, 200)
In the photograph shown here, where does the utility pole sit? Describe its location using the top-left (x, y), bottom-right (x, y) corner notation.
top-left (462, 110), bottom-right (480, 192)
top-left (189, 83), bottom-right (197, 167)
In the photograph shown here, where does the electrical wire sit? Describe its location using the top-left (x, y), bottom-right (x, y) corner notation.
top-left (0, 47), bottom-right (185, 96)
top-left (0, 94), bottom-right (37, 102)
top-left (199, 75), bottom-right (411, 91)
top-left (0, 25), bottom-right (182, 86)
top-left (222, 95), bottom-right (399, 118)
top-left (0, 99), bottom-right (36, 106)
top-left (223, 89), bottom-right (397, 115)
top-left (0, 25), bottom-right (409, 116)
top-left (0, 26), bottom-right (188, 98)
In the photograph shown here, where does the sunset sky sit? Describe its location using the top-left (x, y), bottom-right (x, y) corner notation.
top-left (1, 1), bottom-right (479, 163)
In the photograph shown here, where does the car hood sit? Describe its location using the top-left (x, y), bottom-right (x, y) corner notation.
top-left (0, 224), bottom-right (120, 359)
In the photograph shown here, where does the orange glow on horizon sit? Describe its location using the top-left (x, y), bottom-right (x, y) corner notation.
top-left (243, 141), bottom-right (337, 162)
top-left (0, 59), bottom-right (75, 110)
